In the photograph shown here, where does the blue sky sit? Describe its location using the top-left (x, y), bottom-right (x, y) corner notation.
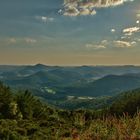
top-left (0, 0), bottom-right (140, 65)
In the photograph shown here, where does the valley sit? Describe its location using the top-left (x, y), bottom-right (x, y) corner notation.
top-left (1, 64), bottom-right (140, 109)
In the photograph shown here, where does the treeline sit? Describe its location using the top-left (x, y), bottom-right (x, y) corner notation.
top-left (1, 82), bottom-right (140, 139)
top-left (109, 89), bottom-right (140, 116)
top-left (0, 82), bottom-right (52, 120)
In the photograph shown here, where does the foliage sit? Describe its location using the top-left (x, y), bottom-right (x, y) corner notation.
top-left (109, 89), bottom-right (140, 116)
top-left (1, 82), bottom-right (140, 139)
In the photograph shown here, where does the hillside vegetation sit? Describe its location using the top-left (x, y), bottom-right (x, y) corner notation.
top-left (1, 65), bottom-right (140, 107)
top-left (1, 82), bottom-right (140, 139)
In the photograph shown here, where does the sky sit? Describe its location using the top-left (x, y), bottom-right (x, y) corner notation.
top-left (0, 0), bottom-right (140, 65)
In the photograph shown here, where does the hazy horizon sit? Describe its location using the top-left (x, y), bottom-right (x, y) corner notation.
top-left (1, 63), bottom-right (140, 67)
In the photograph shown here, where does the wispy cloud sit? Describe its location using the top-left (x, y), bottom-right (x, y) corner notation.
top-left (25, 38), bottom-right (37, 44)
top-left (6, 37), bottom-right (37, 46)
top-left (9, 38), bottom-right (17, 44)
top-left (114, 40), bottom-right (135, 48)
top-left (135, 38), bottom-right (140, 42)
top-left (123, 26), bottom-right (140, 36)
top-left (101, 40), bottom-right (108, 45)
top-left (86, 44), bottom-right (106, 50)
top-left (35, 16), bottom-right (54, 23)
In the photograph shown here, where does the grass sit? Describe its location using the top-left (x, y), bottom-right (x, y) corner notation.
top-left (1, 112), bottom-right (140, 139)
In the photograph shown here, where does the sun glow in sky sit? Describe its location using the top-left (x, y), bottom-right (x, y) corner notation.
top-left (0, 0), bottom-right (140, 65)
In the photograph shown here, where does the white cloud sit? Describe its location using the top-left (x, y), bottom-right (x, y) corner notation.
top-left (25, 38), bottom-right (37, 44)
top-left (123, 26), bottom-right (140, 36)
top-left (124, 32), bottom-right (133, 36)
top-left (111, 29), bottom-right (116, 33)
top-left (114, 40), bottom-right (134, 48)
top-left (121, 36), bottom-right (130, 39)
top-left (136, 20), bottom-right (140, 24)
top-left (101, 40), bottom-right (108, 44)
top-left (63, 6), bottom-right (80, 16)
top-left (63, 6), bottom-right (96, 16)
top-left (62, 0), bottom-right (133, 16)
top-left (58, 9), bottom-right (63, 14)
top-left (86, 44), bottom-right (106, 50)
top-left (131, 41), bottom-right (136, 45)
top-left (70, 0), bottom-right (125, 9)
top-left (90, 10), bottom-right (96, 15)
top-left (35, 16), bottom-right (54, 23)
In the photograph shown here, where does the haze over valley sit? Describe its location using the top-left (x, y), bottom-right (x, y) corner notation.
top-left (0, 64), bottom-right (140, 109)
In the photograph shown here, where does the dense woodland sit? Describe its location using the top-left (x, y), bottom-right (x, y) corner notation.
top-left (1, 82), bottom-right (140, 139)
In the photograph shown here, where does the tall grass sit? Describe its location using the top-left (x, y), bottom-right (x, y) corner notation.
top-left (71, 112), bottom-right (140, 140)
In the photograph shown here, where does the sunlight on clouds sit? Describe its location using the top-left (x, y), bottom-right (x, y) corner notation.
top-left (80, 8), bottom-right (91, 16)
top-left (62, 0), bottom-right (134, 17)
top-left (131, 41), bottom-right (137, 45)
top-left (63, 6), bottom-right (80, 16)
top-left (63, 6), bottom-right (96, 16)
top-left (123, 27), bottom-right (140, 36)
top-left (114, 40), bottom-right (135, 48)
top-left (0, 0), bottom-right (139, 65)
top-left (90, 10), bottom-right (96, 15)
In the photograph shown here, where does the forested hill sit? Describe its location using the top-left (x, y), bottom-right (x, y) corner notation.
top-left (1, 82), bottom-right (140, 139)
top-left (1, 64), bottom-right (140, 105)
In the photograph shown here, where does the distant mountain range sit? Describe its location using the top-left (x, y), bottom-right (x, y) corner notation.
top-left (1, 64), bottom-right (140, 107)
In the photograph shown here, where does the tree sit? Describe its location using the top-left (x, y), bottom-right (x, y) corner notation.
top-left (0, 82), bottom-right (13, 118)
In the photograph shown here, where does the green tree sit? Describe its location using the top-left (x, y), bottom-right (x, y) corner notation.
top-left (0, 82), bottom-right (14, 118)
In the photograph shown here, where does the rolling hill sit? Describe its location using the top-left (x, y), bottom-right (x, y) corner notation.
top-left (1, 64), bottom-right (140, 104)
top-left (63, 74), bottom-right (140, 97)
